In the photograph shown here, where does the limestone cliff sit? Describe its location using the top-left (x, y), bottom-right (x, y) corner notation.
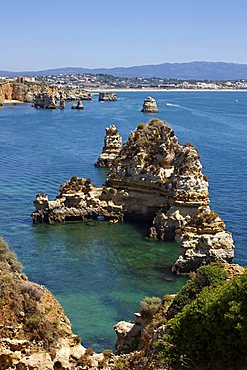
top-left (0, 238), bottom-right (87, 369)
top-left (95, 125), bottom-right (122, 168)
top-left (32, 119), bottom-right (234, 272)
top-left (0, 82), bottom-right (92, 104)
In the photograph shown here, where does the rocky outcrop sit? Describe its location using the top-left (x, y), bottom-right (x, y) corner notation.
top-left (71, 100), bottom-right (84, 110)
top-left (32, 119), bottom-right (234, 271)
top-left (95, 125), bottom-right (122, 167)
top-left (0, 238), bottom-right (87, 370)
top-left (33, 92), bottom-right (58, 109)
top-left (99, 92), bottom-right (118, 101)
top-left (32, 177), bottom-right (124, 224)
top-left (173, 207), bottom-right (234, 272)
top-left (63, 88), bottom-right (92, 101)
top-left (0, 81), bottom-right (92, 105)
top-left (141, 96), bottom-right (159, 113)
top-left (0, 82), bottom-right (59, 104)
top-left (59, 96), bottom-right (65, 109)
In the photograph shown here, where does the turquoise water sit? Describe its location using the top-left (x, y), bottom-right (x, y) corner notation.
top-left (0, 92), bottom-right (246, 350)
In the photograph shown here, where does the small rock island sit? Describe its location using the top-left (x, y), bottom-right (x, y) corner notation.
top-left (33, 92), bottom-right (58, 109)
top-left (71, 100), bottom-right (84, 110)
top-left (141, 96), bottom-right (159, 113)
top-left (95, 125), bottom-right (122, 167)
top-left (32, 119), bottom-right (234, 272)
top-left (99, 92), bottom-right (118, 101)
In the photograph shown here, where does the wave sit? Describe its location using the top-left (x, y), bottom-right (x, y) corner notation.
top-left (166, 103), bottom-right (183, 108)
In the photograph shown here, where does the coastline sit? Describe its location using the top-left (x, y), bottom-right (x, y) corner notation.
top-left (89, 88), bottom-right (247, 93)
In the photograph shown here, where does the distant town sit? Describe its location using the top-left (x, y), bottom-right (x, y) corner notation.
top-left (1, 73), bottom-right (247, 90)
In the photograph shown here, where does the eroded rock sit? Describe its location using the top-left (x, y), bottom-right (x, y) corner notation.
top-left (71, 100), bottom-right (84, 110)
top-left (99, 92), bottom-right (118, 101)
top-left (33, 93), bottom-right (58, 109)
top-left (141, 96), bottom-right (159, 113)
top-left (32, 119), bottom-right (234, 271)
top-left (95, 125), bottom-right (122, 168)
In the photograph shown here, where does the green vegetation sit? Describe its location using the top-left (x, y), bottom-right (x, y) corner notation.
top-left (137, 122), bottom-right (145, 130)
top-left (168, 262), bottom-right (228, 318)
top-left (154, 265), bottom-right (247, 370)
top-left (140, 296), bottom-right (161, 316)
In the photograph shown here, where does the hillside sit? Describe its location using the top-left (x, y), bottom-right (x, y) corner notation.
top-left (1, 61), bottom-right (247, 80)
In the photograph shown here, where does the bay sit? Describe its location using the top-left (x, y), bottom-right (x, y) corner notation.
top-left (0, 91), bottom-right (246, 350)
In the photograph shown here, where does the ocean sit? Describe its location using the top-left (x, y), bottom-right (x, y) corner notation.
top-left (0, 91), bottom-right (246, 350)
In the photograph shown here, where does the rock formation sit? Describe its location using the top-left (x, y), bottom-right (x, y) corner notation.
top-left (32, 119), bottom-right (234, 272)
top-left (71, 100), bottom-right (84, 110)
top-left (32, 177), bottom-right (124, 224)
top-left (99, 92), bottom-right (118, 101)
top-left (59, 94), bottom-right (66, 109)
top-left (0, 81), bottom-right (92, 105)
top-left (141, 96), bottom-right (159, 113)
top-left (95, 125), bottom-right (122, 167)
top-left (33, 93), bottom-right (58, 109)
top-left (173, 207), bottom-right (234, 272)
top-left (63, 88), bottom-right (92, 101)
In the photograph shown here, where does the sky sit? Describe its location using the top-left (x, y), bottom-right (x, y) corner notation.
top-left (1, 0), bottom-right (247, 71)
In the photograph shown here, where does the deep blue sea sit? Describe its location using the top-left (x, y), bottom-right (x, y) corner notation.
top-left (0, 91), bottom-right (246, 351)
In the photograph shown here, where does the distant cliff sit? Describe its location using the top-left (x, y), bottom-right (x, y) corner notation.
top-left (0, 82), bottom-right (91, 104)
top-left (0, 82), bottom-right (58, 104)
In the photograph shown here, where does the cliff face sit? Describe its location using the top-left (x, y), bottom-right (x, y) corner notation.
top-left (106, 119), bottom-right (208, 222)
top-left (0, 82), bottom-right (92, 104)
top-left (32, 119), bottom-right (234, 272)
top-left (0, 238), bottom-right (87, 370)
top-left (0, 82), bottom-right (59, 104)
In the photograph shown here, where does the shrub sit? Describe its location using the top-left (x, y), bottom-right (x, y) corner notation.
top-left (168, 263), bottom-right (228, 318)
top-left (25, 314), bottom-right (59, 350)
top-left (137, 123), bottom-right (145, 130)
top-left (0, 238), bottom-right (22, 273)
top-left (140, 296), bottom-right (161, 316)
top-left (103, 349), bottom-right (113, 359)
top-left (155, 269), bottom-right (247, 369)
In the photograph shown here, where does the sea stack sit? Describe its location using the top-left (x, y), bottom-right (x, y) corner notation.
top-left (141, 96), bottom-right (159, 113)
top-left (99, 92), bottom-right (118, 101)
top-left (32, 119), bottom-right (234, 272)
top-left (59, 96), bottom-right (65, 109)
top-left (71, 100), bottom-right (84, 110)
top-left (95, 125), bottom-right (122, 168)
top-left (33, 93), bottom-right (58, 109)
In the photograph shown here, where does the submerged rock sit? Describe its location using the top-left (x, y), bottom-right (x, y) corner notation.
top-left (71, 100), bottom-right (84, 110)
top-left (99, 92), bottom-right (118, 101)
top-left (95, 125), bottom-right (122, 168)
top-left (32, 119), bottom-right (234, 272)
top-left (141, 96), bottom-right (159, 113)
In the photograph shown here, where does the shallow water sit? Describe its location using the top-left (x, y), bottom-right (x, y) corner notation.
top-left (0, 91), bottom-right (246, 350)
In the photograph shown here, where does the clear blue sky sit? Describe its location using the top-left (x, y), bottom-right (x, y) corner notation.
top-left (1, 0), bottom-right (247, 70)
